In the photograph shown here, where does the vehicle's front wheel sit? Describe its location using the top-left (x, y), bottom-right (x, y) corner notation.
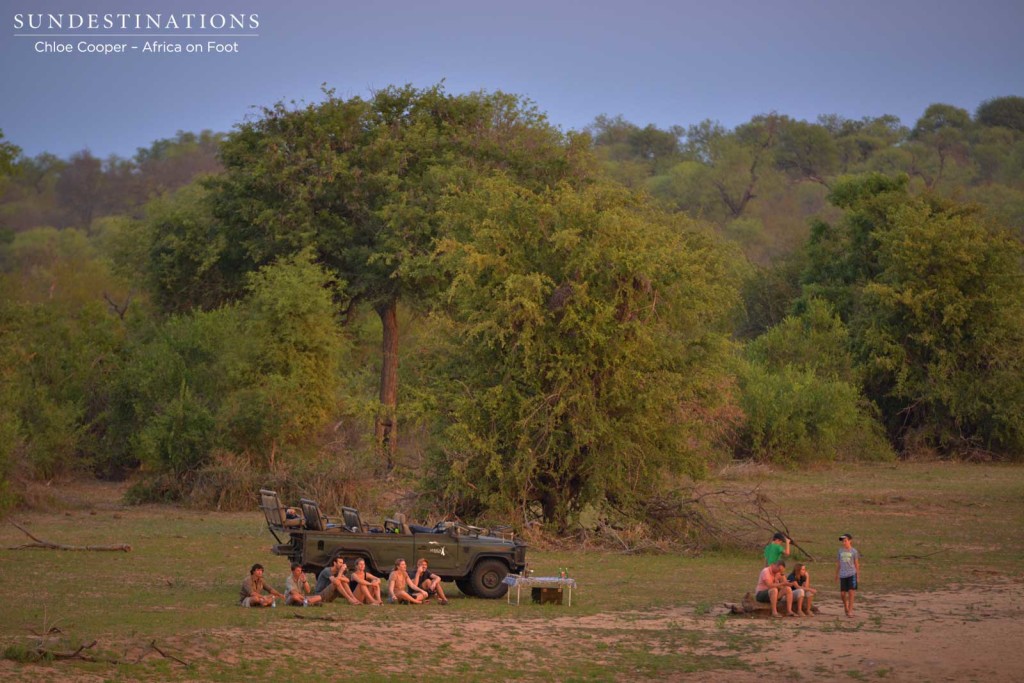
top-left (469, 559), bottom-right (509, 599)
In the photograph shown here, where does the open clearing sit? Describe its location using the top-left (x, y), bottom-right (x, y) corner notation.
top-left (0, 462), bottom-right (1021, 681)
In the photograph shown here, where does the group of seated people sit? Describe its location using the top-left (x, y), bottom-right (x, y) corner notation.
top-left (239, 556), bottom-right (449, 608)
top-left (754, 532), bottom-right (817, 617)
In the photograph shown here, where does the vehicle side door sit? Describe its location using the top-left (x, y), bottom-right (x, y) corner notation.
top-left (413, 528), bottom-right (459, 575)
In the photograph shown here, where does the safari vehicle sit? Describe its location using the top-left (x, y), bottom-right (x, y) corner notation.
top-left (259, 490), bottom-right (527, 599)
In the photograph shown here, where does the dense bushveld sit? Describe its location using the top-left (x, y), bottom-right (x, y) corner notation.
top-left (1, 92), bottom-right (1023, 534)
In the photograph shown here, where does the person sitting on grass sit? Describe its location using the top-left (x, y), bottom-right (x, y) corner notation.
top-left (410, 558), bottom-right (449, 605)
top-left (787, 562), bottom-right (816, 616)
top-left (239, 563), bottom-right (284, 607)
top-left (350, 558), bottom-right (384, 605)
top-left (387, 558), bottom-right (427, 604)
top-left (764, 532), bottom-right (791, 566)
top-left (755, 559), bottom-right (798, 617)
top-left (314, 555), bottom-right (362, 605)
top-left (285, 562), bottom-right (323, 607)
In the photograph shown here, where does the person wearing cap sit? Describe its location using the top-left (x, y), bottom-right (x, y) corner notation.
top-left (239, 563), bottom-right (284, 607)
top-left (764, 532), bottom-right (791, 566)
top-left (835, 533), bottom-right (860, 617)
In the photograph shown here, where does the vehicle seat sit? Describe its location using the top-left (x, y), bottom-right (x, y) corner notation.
top-left (260, 489), bottom-right (303, 529)
top-left (299, 498), bottom-right (343, 531)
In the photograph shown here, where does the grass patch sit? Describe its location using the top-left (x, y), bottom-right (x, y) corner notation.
top-left (0, 462), bottom-right (1020, 680)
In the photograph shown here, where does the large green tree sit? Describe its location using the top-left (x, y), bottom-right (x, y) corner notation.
top-left (425, 177), bottom-right (740, 529)
top-left (0, 129), bottom-right (19, 179)
top-left (174, 84), bottom-right (589, 465)
top-left (976, 96), bottom-right (1024, 132)
top-left (801, 173), bottom-right (1024, 456)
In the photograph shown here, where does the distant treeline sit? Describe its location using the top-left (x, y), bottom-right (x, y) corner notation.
top-left (0, 92), bottom-right (1021, 532)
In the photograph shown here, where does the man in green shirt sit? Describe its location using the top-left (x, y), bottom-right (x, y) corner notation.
top-left (764, 532), bottom-right (791, 566)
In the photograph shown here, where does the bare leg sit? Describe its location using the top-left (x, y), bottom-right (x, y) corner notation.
top-left (784, 587), bottom-right (795, 616)
top-left (396, 589), bottom-right (424, 604)
top-left (249, 594), bottom-right (274, 607)
top-left (848, 589), bottom-right (856, 616)
top-left (804, 590), bottom-right (815, 615)
top-left (333, 577), bottom-right (361, 605)
top-left (769, 588), bottom-right (780, 616)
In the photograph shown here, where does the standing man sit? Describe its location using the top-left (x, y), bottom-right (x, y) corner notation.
top-left (764, 532), bottom-right (791, 566)
top-left (239, 563), bottom-right (284, 607)
top-left (836, 533), bottom-right (860, 617)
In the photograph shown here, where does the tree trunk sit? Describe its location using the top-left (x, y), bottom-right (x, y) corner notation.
top-left (375, 299), bottom-right (399, 469)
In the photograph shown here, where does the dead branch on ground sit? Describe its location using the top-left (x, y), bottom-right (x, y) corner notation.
top-left (149, 640), bottom-right (190, 667)
top-left (637, 485), bottom-right (814, 559)
top-left (887, 550), bottom-right (942, 560)
top-left (32, 639), bottom-right (101, 662)
top-left (6, 521), bottom-right (132, 552)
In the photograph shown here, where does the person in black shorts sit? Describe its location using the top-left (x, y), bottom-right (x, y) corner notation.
top-left (410, 558), bottom-right (449, 605)
top-left (835, 533), bottom-right (861, 617)
top-left (755, 559), bottom-right (797, 617)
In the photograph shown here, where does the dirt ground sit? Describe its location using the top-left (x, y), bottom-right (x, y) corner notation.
top-left (2, 478), bottom-right (1022, 681)
top-left (704, 578), bottom-right (1024, 681)
top-left (1, 579), bottom-right (1021, 682)
top-left (176, 578), bottom-right (1024, 681)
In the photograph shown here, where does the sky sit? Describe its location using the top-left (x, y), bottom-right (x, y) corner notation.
top-left (2, 0), bottom-right (1022, 159)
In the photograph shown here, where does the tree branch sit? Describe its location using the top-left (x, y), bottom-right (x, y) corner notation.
top-left (7, 521), bottom-right (132, 552)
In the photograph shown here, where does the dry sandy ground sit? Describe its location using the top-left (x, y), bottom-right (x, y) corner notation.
top-left (1, 579), bottom-right (1022, 681)
top-left (704, 578), bottom-right (1024, 682)
top-left (173, 578), bottom-right (1024, 681)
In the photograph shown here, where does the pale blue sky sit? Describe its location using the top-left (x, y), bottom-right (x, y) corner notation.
top-left (2, 0), bottom-right (1022, 158)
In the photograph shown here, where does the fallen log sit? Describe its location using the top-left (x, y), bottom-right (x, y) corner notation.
top-left (6, 521), bottom-right (132, 552)
top-left (725, 591), bottom-right (819, 617)
top-left (36, 639), bottom-right (100, 662)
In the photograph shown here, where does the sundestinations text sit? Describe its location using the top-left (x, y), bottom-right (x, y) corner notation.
top-left (13, 13), bottom-right (259, 31)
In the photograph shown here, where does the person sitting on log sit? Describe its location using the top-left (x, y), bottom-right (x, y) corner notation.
top-left (787, 562), bottom-right (816, 616)
top-left (755, 559), bottom-right (799, 617)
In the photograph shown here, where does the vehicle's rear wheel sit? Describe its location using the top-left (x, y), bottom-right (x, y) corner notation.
top-left (455, 578), bottom-right (476, 597)
top-left (469, 559), bottom-right (509, 599)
